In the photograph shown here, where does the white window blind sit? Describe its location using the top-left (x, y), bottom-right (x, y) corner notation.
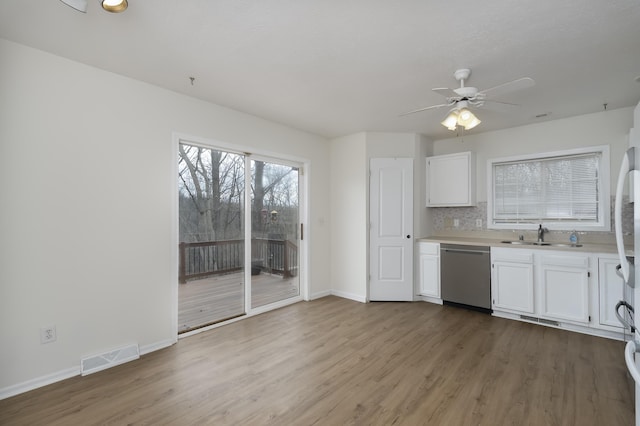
top-left (493, 152), bottom-right (601, 224)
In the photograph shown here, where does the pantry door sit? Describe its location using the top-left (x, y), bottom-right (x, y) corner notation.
top-left (369, 158), bottom-right (414, 301)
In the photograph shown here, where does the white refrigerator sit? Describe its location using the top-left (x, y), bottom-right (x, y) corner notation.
top-left (615, 101), bottom-right (640, 426)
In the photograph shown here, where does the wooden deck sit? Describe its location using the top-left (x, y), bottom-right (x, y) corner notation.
top-left (178, 271), bottom-right (299, 333)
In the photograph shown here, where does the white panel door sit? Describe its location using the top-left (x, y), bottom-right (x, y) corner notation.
top-left (370, 158), bottom-right (413, 301)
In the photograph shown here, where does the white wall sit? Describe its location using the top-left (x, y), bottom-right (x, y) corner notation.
top-left (0, 39), bottom-right (331, 394)
top-left (329, 133), bottom-right (368, 301)
top-left (432, 107), bottom-right (633, 202)
top-left (414, 134), bottom-right (434, 238)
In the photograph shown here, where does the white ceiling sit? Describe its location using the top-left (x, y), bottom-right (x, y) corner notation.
top-left (2, 0), bottom-right (640, 139)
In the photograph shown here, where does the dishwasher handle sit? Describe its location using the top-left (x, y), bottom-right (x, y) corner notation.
top-left (441, 248), bottom-right (489, 255)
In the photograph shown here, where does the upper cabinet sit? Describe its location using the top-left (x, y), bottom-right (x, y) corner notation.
top-left (426, 151), bottom-right (476, 207)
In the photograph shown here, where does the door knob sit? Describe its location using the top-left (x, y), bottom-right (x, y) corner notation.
top-left (406, 235), bottom-right (411, 239)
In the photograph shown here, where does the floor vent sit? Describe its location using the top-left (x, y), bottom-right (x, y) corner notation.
top-left (538, 318), bottom-right (560, 326)
top-left (520, 315), bottom-right (539, 322)
top-left (519, 315), bottom-right (560, 327)
top-left (81, 344), bottom-right (139, 376)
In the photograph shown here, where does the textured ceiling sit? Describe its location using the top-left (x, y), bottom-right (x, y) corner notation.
top-left (1, 0), bottom-right (640, 139)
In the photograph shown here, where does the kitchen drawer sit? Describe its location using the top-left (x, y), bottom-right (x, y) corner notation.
top-left (491, 247), bottom-right (533, 264)
top-left (540, 254), bottom-right (589, 268)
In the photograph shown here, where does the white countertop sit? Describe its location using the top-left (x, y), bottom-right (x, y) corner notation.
top-left (417, 235), bottom-right (631, 256)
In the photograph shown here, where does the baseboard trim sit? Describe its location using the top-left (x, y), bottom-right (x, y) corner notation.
top-left (331, 290), bottom-right (367, 303)
top-left (0, 366), bottom-right (80, 400)
top-left (0, 337), bottom-right (178, 400)
top-left (418, 295), bottom-right (443, 305)
top-left (140, 338), bottom-right (176, 356)
top-left (309, 290), bottom-right (331, 300)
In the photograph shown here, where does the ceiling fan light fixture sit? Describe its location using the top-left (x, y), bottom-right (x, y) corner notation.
top-left (457, 107), bottom-right (481, 130)
top-left (102, 0), bottom-right (128, 12)
top-left (441, 106), bottom-right (481, 131)
top-left (441, 111), bottom-right (459, 131)
top-left (462, 115), bottom-right (481, 130)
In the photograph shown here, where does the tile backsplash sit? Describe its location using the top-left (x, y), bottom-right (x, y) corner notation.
top-left (430, 196), bottom-right (633, 245)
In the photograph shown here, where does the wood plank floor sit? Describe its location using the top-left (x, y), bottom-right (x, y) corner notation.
top-left (0, 297), bottom-right (634, 425)
top-left (179, 272), bottom-right (299, 332)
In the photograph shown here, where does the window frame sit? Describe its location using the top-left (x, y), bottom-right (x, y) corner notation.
top-left (486, 145), bottom-right (610, 231)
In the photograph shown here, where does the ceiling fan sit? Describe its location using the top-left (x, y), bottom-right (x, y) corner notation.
top-left (401, 68), bottom-right (535, 131)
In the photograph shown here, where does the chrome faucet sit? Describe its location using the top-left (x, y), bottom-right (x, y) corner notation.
top-left (537, 224), bottom-right (549, 242)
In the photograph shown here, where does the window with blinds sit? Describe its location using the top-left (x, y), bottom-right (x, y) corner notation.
top-left (488, 147), bottom-right (610, 230)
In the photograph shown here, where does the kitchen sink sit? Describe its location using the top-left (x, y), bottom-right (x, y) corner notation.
top-left (500, 240), bottom-right (582, 248)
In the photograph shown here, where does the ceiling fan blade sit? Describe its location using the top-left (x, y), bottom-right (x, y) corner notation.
top-left (481, 99), bottom-right (521, 113)
top-left (432, 87), bottom-right (458, 98)
top-left (399, 103), bottom-right (450, 116)
top-left (483, 99), bottom-right (520, 107)
top-left (479, 77), bottom-right (535, 99)
top-left (59, 0), bottom-right (88, 12)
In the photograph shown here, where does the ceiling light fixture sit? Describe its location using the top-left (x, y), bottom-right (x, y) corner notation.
top-left (441, 101), bottom-right (481, 131)
top-left (441, 110), bottom-right (459, 131)
top-left (59, 0), bottom-right (128, 13)
top-left (102, 0), bottom-right (128, 13)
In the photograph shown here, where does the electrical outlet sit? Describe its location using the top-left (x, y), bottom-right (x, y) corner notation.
top-left (476, 219), bottom-right (482, 228)
top-left (453, 218), bottom-right (460, 228)
top-left (40, 326), bottom-right (57, 344)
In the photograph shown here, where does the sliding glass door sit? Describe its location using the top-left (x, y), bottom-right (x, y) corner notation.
top-left (177, 142), bottom-right (301, 333)
top-left (250, 159), bottom-right (300, 308)
top-left (178, 144), bottom-right (246, 332)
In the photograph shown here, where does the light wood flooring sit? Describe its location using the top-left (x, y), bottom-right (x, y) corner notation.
top-left (179, 272), bottom-right (299, 332)
top-left (0, 296), bottom-right (634, 425)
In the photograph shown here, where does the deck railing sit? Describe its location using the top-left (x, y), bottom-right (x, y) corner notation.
top-left (179, 238), bottom-right (297, 283)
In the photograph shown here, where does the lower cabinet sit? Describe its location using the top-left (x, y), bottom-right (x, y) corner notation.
top-left (597, 255), bottom-right (625, 330)
top-left (418, 242), bottom-right (440, 299)
top-left (490, 247), bottom-right (624, 338)
top-left (422, 243), bottom-right (624, 339)
top-left (491, 248), bottom-right (534, 314)
top-left (538, 254), bottom-right (590, 324)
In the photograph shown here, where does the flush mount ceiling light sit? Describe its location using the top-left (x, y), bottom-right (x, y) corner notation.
top-left (59, 0), bottom-right (128, 13)
top-left (440, 101), bottom-right (481, 131)
top-left (101, 0), bottom-right (128, 13)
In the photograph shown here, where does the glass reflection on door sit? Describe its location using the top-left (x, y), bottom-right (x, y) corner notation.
top-left (250, 160), bottom-right (300, 308)
top-left (178, 143), bottom-right (245, 332)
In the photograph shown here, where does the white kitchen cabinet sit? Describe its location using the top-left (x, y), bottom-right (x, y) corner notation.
top-left (490, 246), bottom-right (624, 340)
top-left (538, 253), bottom-right (590, 325)
top-left (491, 248), bottom-right (534, 314)
top-left (597, 255), bottom-right (624, 330)
top-left (418, 242), bottom-right (440, 299)
top-left (426, 151), bottom-right (476, 207)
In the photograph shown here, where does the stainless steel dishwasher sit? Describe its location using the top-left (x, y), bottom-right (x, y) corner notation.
top-left (440, 244), bottom-right (492, 313)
